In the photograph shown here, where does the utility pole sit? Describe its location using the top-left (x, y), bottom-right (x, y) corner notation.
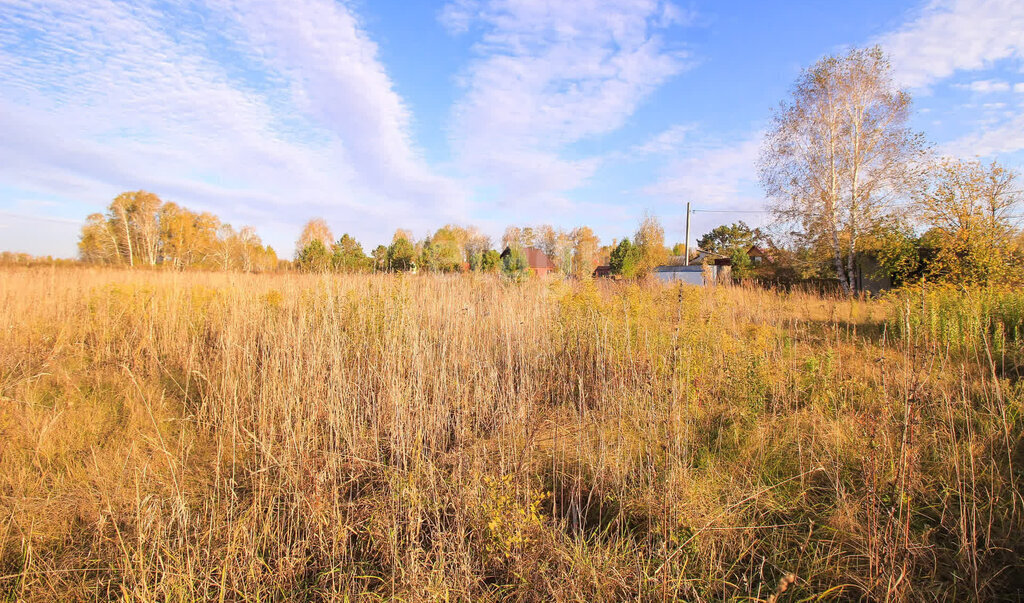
top-left (683, 202), bottom-right (691, 266)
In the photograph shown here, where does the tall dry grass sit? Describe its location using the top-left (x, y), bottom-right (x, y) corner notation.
top-left (0, 267), bottom-right (1021, 600)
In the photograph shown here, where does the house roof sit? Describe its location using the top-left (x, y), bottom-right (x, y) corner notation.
top-left (501, 246), bottom-right (556, 270)
top-left (522, 247), bottom-right (556, 270)
top-left (655, 265), bottom-right (704, 273)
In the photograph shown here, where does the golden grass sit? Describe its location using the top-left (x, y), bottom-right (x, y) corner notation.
top-left (1, 267), bottom-right (1021, 601)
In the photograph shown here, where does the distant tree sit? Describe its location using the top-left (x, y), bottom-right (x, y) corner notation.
top-left (501, 226), bottom-right (523, 250)
top-left (131, 191), bottom-right (162, 266)
top-left (873, 222), bottom-right (924, 286)
top-left (333, 234), bottom-right (367, 272)
top-left (634, 215), bottom-right (668, 278)
top-left (296, 218), bottom-right (334, 259)
top-left (426, 226), bottom-right (465, 272)
top-left (698, 221), bottom-right (770, 255)
top-left (234, 226), bottom-right (269, 272)
top-left (609, 238), bottom-right (640, 278)
top-left (80, 191), bottom-right (212, 268)
top-left (502, 225), bottom-right (549, 251)
top-left (157, 202), bottom-right (189, 268)
top-left (109, 192), bottom-right (136, 266)
top-left (109, 191), bottom-right (163, 266)
top-left (555, 230), bottom-right (574, 275)
top-left (912, 158), bottom-right (1022, 284)
top-left (521, 226), bottom-right (536, 247)
top-left (464, 227), bottom-right (492, 260)
top-left (184, 211), bottom-right (222, 267)
top-left (570, 226), bottom-right (600, 279)
top-left (728, 248), bottom-right (755, 278)
top-left (371, 244), bottom-right (388, 272)
top-left (78, 213), bottom-right (120, 264)
top-left (481, 249), bottom-right (501, 273)
top-left (214, 223), bottom-right (237, 270)
top-left (671, 242), bottom-right (686, 256)
top-left (332, 234), bottom-right (368, 272)
top-left (535, 225), bottom-right (557, 258)
top-left (387, 235), bottom-right (416, 272)
top-left (77, 192), bottom-right (279, 272)
top-left (296, 239), bottom-right (332, 272)
top-left (501, 246), bottom-right (528, 280)
top-left (419, 236), bottom-right (437, 271)
top-left (218, 224), bottom-right (276, 273)
top-left (255, 242), bottom-right (279, 273)
top-left (760, 46), bottom-right (925, 294)
top-left (393, 229), bottom-right (414, 244)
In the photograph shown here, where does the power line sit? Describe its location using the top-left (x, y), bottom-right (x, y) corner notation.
top-left (691, 209), bottom-right (771, 214)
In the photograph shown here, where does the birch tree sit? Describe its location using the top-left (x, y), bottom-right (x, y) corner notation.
top-left (464, 227), bottom-right (492, 259)
top-left (78, 213), bottom-right (120, 263)
top-left (634, 214), bottom-right (667, 278)
top-left (132, 191), bottom-right (161, 265)
top-left (501, 226), bottom-right (523, 250)
top-left (570, 226), bottom-right (600, 279)
top-left (109, 193), bottom-right (136, 266)
top-left (295, 218), bottom-right (334, 258)
top-left (759, 46), bottom-right (924, 293)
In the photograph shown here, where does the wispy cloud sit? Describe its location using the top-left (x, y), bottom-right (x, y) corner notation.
top-left (0, 0), bottom-right (462, 253)
top-left (880, 0), bottom-right (1024, 89)
top-left (630, 124), bottom-right (694, 156)
top-left (445, 0), bottom-right (691, 212)
top-left (957, 79), bottom-right (1012, 93)
top-left (877, 0), bottom-right (1024, 157)
top-left (643, 135), bottom-right (762, 207)
top-left (946, 113), bottom-right (1024, 156)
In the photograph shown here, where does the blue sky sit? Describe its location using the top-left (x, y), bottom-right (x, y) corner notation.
top-left (2, 0), bottom-right (1023, 258)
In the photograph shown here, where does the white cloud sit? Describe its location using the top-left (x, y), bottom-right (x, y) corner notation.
top-left (643, 135), bottom-right (763, 207)
top-left (631, 124), bottom-right (694, 156)
top-left (439, 0), bottom-right (480, 34)
top-left (946, 113), bottom-right (1024, 156)
top-left (0, 0), bottom-right (463, 254)
top-left (880, 0), bottom-right (1024, 89)
top-left (1015, 83), bottom-right (1024, 93)
top-left (879, 0), bottom-right (1024, 158)
top-left (216, 0), bottom-right (464, 209)
top-left (958, 79), bottom-right (1011, 93)
top-left (446, 0), bottom-right (689, 212)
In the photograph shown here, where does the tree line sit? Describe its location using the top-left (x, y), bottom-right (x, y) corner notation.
top-left (78, 192), bottom-right (279, 271)
top-left (287, 210), bottom-right (686, 280)
top-left (70, 192), bottom-right (679, 278)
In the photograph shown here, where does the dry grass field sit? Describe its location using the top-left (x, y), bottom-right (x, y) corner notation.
top-left (1, 267), bottom-right (1022, 601)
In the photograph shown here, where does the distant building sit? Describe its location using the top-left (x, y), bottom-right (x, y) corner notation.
top-left (746, 245), bottom-right (773, 265)
top-left (593, 264), bottom-right (612, 278)
top-left (691, 248), bottom-right (728, 264)
top-left (660, 248), bottom-right (731, 266)
top-left (852, 254), bottom-right (892, 295)
top-left (653, 263), bottom-right (731, 286)
top-left (500, 246), bottom-right (557, 277)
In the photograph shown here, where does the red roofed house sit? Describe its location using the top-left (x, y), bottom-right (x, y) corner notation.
top-left (500, 246), bottom-right (557, 277)
top-left (747, 245), bottom-right (773, 265)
